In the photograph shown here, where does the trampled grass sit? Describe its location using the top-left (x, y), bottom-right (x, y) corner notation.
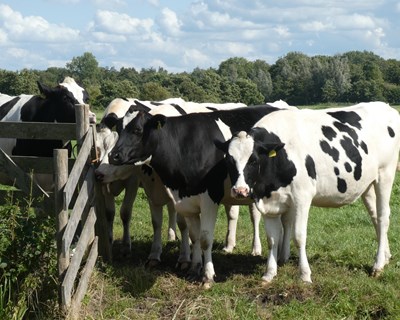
top-left (79, 173), bottom-right (400, 319)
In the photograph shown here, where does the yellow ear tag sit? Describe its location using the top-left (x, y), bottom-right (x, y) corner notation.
top-left (157, 121), bottom-right (162, 129)
top-left (268, 150), bottom-right (277, 158)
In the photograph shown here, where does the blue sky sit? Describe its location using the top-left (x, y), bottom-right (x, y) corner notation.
top-left (1, 0), bottom-right (399, 73)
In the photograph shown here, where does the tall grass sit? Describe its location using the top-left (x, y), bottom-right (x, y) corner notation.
top-left (78, 172), bottom-right (400, 319)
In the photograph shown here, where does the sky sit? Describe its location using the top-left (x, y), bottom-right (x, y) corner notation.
top-left (0, 0), bottom-right (400, 73)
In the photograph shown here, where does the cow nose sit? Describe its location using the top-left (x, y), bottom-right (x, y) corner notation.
top-left (94, 169), bottom-right (104, 181)
top-left (232, 186), bottom-right (249, 198)
top-left (109, 151), bottom-right (120, 164)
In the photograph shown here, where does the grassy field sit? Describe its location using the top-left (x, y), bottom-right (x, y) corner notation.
top-left (78, 173), bottom-right (400, 319)
top-left (76, 104), bottom-right (400, 319)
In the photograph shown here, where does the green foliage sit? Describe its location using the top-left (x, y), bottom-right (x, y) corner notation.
top-left (0, 197), bottom-right (57, 318)
top-left (3, 50), bottom-right (400, 107)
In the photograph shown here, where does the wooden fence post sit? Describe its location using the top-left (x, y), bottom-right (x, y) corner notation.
top-left (54, 148), bottom-right (69, 310)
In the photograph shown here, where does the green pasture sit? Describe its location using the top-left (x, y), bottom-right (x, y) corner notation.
top-left (78, 172), bottom-right (400, 319)
top-left (76, 103), bottom-right (400, 319)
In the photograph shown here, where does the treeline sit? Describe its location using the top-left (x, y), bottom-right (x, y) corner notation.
top-left (1, 50), bottom-right (400, 109)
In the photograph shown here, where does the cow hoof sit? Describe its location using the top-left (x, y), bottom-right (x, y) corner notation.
top-left (176, 261), bottom-right (190, 271)
top-left (186, 263), bottom-right (203, 282)
top-left (252, 249), bottom-right (262, 256)
top-left (371, 269), bottom-right (382, 278)
top-left (222, 245), bottom-right (234, 253)
top-left (202, 278), bottom-right (214, 289)
top-left (145, 259), bottom-right (160, 269)
top-left (261, 273), bottom-right (275, 284)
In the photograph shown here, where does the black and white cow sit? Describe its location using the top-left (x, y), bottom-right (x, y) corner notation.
top-left (0, 77), bottom-right (96, 190)
top-left (218, 102), bottom-right (400, 283)
top-left (95, 98), bottom-right (264, 266)
top-left (108, 104), bottom-right (284, 287)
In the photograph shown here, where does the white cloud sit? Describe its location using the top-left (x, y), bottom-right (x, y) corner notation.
top-left (0, 4), bottom-right (80, 42)
top-left (300, 21), bottom-right (332, 32)
top-left (183, 48), bottom-right (210, 67)
top-left (94, 10), bottom-right (154, 35)
top-left (158, 8), bottom-right (182, 36)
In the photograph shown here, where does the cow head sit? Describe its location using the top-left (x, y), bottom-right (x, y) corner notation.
top-left (217, 128), bottom-right (285, 200)
top-left (37, 77), bottom-right (96, 124)
top-left (109, 107), bottom-right (162, 166)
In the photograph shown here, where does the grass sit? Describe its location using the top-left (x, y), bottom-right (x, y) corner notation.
top-left (76, 104), bottom-right (400, 319)
top-left (77, 172), bottom-right (400, 319)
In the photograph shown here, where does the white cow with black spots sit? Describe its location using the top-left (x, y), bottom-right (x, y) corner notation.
top-left (218, 101), bottom-right (400, 283)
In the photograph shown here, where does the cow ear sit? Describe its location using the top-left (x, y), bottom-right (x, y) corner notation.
top-left (37, 81), bottom-right (52, 96)
top-left (257, 142), bottom-right (285, 158)
top-left (214, 139), bottom-right (230, 153)
top-left (148, 114), bottom-right (167, 130)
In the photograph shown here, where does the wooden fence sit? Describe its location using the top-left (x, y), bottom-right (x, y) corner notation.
top-left (0, 105), bottom-right (110, 319)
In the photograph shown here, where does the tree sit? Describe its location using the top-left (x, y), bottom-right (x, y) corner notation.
top-left (139, 82), bottom-right (170, 101)
top-left (66, 52), bottom-right (100, 85)
top-left (236, 79), bottom-right (264, 105)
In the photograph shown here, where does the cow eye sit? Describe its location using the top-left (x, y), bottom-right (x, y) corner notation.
top-left (133, 128), bottom-right (142, 135)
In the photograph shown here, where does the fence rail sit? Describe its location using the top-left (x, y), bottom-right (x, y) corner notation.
top-left (0, 104), bottom-right (105, 319)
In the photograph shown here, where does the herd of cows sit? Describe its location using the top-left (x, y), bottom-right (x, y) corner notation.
top-left (0, 77), bottom-right (399, 288)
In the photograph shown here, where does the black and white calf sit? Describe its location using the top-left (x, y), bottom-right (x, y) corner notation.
top-left (0, 77), bottom-right (96, 190)
top-left (95, 98), bottom-right (264, 265)
top-left (108, 105), bottom-right (283, 287)
top-left (218, 102), bottom-right (400, 283)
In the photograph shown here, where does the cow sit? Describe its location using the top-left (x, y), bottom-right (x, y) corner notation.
top-left (95, 98), bottom-right (264, 266)
top-left (0, 77), bottom-right (96, 191)
top-left (108, 104), bottom-right (284, 287)
top-left (217, 101), bottom-right (400, 283)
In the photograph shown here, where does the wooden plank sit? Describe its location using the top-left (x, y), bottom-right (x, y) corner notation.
top-left (61, 207), bottom-right (96, 308)
top-left (0, 122), bottom-right (76, 140)
top-left (63, 127), bottom-right (93, 210)
top-left (61, 167), bottom-right (94, 255)
top-left (69, 236), bottom-right (98, 320)
top-left (10, 156), bottom-right (75, 174)
top-left (0, 148), bottom-right (49, 198)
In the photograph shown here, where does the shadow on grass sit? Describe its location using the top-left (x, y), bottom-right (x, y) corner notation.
top-left (99, 238), bottom-right (267, 296)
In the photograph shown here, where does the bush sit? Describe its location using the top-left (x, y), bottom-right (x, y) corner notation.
top-left (0, 195), bottom-right (57, 318)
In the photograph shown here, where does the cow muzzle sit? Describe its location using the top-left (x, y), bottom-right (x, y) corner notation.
top-left (231, 186), bottom-right (250, 198)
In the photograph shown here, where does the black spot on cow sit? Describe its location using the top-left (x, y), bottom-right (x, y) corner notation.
top-left (344, 162), bottom-right (352, 173)
top-left (388, 126), bottom-right (395, 138)
top-left (320, 140), bottom-right (340, 162)
top-left (333, 121), bottom-right (359, 147)
top-left (321, 126), bottom-right (336, 141)
top-left (337, 177), bottom-right (347, 193)
top-left (334, 167), bottom-right (339, 176)
top-left (340, 136), bottom-right (362, 180)
top-left (360, 141), bottom-right (368, 154)
top-left (328, 111), bottom-right (362, 129)
top-left (305, 155), bottom-right (316, 179)
top-left (0, 97), bottom-right (20, 120)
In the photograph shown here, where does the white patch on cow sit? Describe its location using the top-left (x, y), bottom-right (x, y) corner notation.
top-left (122, 110), bottom-right (140, 129)
top-left (215, 118), bottom-right (232, 141)
top-left (59, 77), bottom-right (86, 104)
top-left (104, 98), bottom-right (135, 119)
top-left (134, 155), bottom-right (152, 166)
top-left (228, 131), bottom-right (254, 193)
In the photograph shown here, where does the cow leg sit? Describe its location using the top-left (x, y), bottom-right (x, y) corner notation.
top-left (120, 177), bottom-right (139, 255)
top-left (166, 201), bottom-right (177, 241)
top-left (249, 203), bottom-right (262, 256)
top-left (199, 199), bottom-right (219, 289)
top-left (372, 170), bottom-right (395, 276)
top-left (278, 211), bottom-right (293, 265)
top-left (185, 214), bottom-right (203, 282)
top-left (103, 187), bottom-right (116, 247)
top-left (176, 213), bottom-right (191, 270)
top-left (262, 215), bottom-right (282, 282)
top-left (146, 202), bottom-right (164, 267)
top-left (362, 184), bottom-right (379, 236)
top-left (292, 205), bottom-right (312, 283)
top-left (223, 204), bottom-right (238, 253)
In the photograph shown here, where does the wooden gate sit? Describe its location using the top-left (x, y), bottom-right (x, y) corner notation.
top-left (0, 105), bottom-right (110, 319)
